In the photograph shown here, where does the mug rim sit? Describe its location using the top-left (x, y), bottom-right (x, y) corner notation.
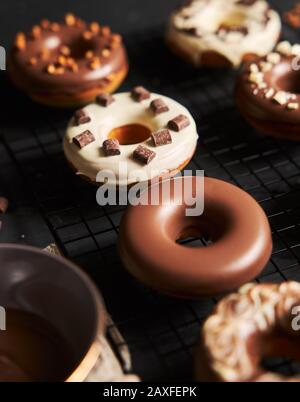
top-left (0, 243), bottom-right (106, 382)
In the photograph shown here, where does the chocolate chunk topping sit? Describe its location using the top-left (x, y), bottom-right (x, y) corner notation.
top-left (150, 98), bottom-right (169, 115)
top-left (168, 115), bottom-right (190, 131)
top-left (133, 145), bottom-right (156, 165)
top-left (185, 27), bottom-right (202, 37)
top-left (236, 0), bottom-right (257, 5)
top-left (73, 130), bottom-right (95, 148)
top-left (151, 129), bottom-right (172, 147)
top-left (103, 139), bottom-right (121, 156)
top-left (131, 86), bottom-right (151, 102)
top-left (96, 94), bottom-right (115, 107)
top-left (74, 109), bottom-right (91, 126)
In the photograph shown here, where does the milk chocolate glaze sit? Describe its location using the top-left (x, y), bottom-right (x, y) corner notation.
top-left (118, 176), bottom-right (272, 298)
top-left (8, 15), bottom-right (128, 103)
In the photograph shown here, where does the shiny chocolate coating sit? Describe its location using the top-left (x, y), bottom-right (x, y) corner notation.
top-left (118, 176), bottom-right (272, 298)
top-left (8, 15), bottom-right (128, 107)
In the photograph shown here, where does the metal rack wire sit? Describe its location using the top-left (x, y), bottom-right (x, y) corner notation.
top-left (1, 0), bottom-right (300, 380)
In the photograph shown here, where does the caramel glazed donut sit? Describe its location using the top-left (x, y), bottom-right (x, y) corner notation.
top-left (166, 0), bottom-right (281, 68)
top-left (196, 281), bottom-right (300, 382)
top-left (64, 87), bottom-right (198, 186)
top-left (118, 176), bottom-right (272, 298)
top-left (8, 14), bottom-right (128, 107)
top-left (235, 41), bottom-right (300, 140)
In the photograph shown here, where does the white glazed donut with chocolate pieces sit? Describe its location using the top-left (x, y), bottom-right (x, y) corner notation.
top-left (63, 87), bottom-right (198, 186)
top-left (166, 0), bottom-right (281, 68)
top-left (196, 281), bottom-right (300, 382)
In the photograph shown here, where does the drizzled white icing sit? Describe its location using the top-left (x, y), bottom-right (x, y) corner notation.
top-left (64, 92), bottom-right (198, 185)
top-left (166, 0), bottom-right (281, 67)
top-left (202, 282), bottom-right (300, 382)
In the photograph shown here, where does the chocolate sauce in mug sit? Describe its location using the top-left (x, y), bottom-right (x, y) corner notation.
top-left (0, 309), bottom-right (76, 381)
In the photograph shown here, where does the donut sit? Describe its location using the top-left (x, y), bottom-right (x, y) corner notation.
top-left (118, 176), bottom-right (272, 298)
top-left (63, 87), bottom-right (198, 186)
top-left (8, 14), bottom-right (128, 107)
top-left (235, 41), bottom-right (300, 140)
top-left (196, 281), bottom-right (300, 382)
top-left (166, 0), bottom-right (281, 68)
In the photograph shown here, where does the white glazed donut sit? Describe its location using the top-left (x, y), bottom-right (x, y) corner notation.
top-left (63, 89), bottom-right (198, 186)
top-left (166, 0), bottom-right (281, 68)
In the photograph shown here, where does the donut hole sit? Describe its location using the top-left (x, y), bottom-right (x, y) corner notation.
top-left (66, 37), bottom-right (98, 59)
top-left (172, 210), bottom-right (231, 248)
top-left (260, 334), bottom-right (300, 377)
top-left (176, 226), bottom-right (212, 248)
top-left (218, 10), bottom-right (246, 30)
top-left (275, 69), bottom-right (300, 94)
top-left (108, 124), bottom-right (151, 145)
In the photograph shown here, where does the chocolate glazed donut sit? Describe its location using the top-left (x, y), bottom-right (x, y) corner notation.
top-left (235, 41), bottom-right (300, 140)
top-left (118, 176), bottom-right (272, 298)
top-left (8, 14), bottom-right (128, 107)
top-left (196, 282), bottom-right (300, 382)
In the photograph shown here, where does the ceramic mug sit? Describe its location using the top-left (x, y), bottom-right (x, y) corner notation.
top-left (0, 243), bottom-right (106, 382)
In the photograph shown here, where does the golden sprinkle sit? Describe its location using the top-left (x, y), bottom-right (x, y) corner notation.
top-left (50, 23), bottom-right (60, 32)
top-left (85, 50), bottom-right (94, 59)
top-left (111, 34), bottom-right (122, 43)
top-left (90, 22), bottom-right (100, 33)
top-left (58, 55), bottom-right (67, 66)
top-left (47, 64), bottom-right (56, 74)
top-left (89, 57), bottom-right (101, 70)
top-left (60, 46), bottom-right (71, 56)
top-left (31, 25), bottom-right (41, 39)
top-left (83, 31), bottom-right (93, 40)
top-left (101, 49), bottom-right (111, 58)
top-left (47, 63), bottom-right (65, 75)
top-left (101, 26), bottom-right (111, 36)
top-left (15, 32), bottom-right (26, 50)
top-left (55, 66), bottom-right (65, 75)
top-left (65, 13), bottom-right (76, 26)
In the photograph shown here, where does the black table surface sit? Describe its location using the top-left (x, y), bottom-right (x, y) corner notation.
top-left (1, 0), bottom-right (300, 381)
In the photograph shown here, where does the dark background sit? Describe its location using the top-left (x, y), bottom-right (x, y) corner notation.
top-left (1, 0), bottom-right (300, 382)
top-left (0, 0), bottom-right (182, 46)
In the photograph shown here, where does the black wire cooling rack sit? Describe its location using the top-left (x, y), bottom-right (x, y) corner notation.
top-left (1, 0), bottom-right (300, 381)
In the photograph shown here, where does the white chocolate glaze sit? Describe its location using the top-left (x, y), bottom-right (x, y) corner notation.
top-left (64, 92), bottom-right (198, 185)
top-left (166, 0), bottom-right (281, 67)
